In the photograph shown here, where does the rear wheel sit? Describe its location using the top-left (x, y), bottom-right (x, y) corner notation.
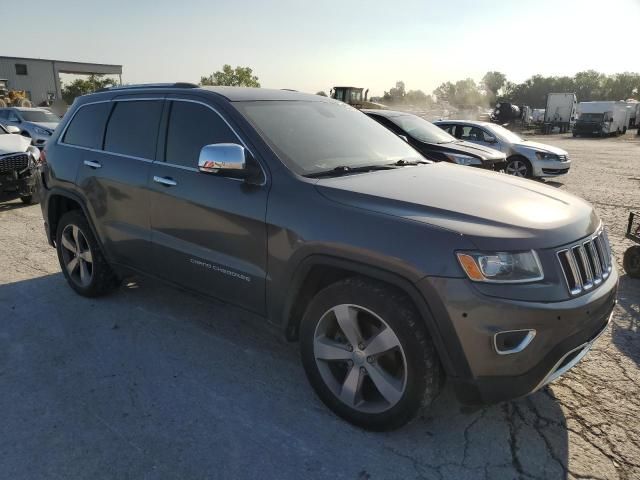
top-left (300, 277), bottom-right (440, 431)
top-left (56, 210), bottom-right (119, 297)
top-left (623, 246), bottom-right (640, 279)
top-left (505, 156), bottom-right (532, 178)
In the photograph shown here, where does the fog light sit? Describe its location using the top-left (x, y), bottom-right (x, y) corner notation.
top-left (494, 329), bottom-right (536, 355)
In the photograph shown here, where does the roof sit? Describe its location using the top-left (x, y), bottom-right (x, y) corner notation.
top-left (200, 86), bottom-right (329, 102)
top-left (361, 109), bottom-right (410, 118)
top-left (94, 83), bottom-right (334, 102)
top-left (432, 119), bottom-right (492, 126)
top-left (0, 55), bottom-right (121, 68)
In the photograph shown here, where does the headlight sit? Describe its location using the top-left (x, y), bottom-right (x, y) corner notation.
top-left (457, 250), bottom-right (544, 283)
top-left (535, 151), bottom-right (559, 161)
top-left (27, 146), bottom-right (41, 165)
top-left (444, 153), bottom-right (482, 166)
top-left (34, 127), bottom-right (52, 136)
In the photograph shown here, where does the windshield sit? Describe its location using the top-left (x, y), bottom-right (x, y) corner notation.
top-left (485, 123), bottom-right (523, 143)
top-left (234, 101), bottom-right (423, 175)
top-left (20, 110), bottom-right (60, 123)
top-left (387, 114), bottom-right (456, 144)
top-left (579, 113), bottom-right (604, 122)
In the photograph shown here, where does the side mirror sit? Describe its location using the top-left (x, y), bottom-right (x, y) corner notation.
top-left (398, 134), bottom-right (409, 142)
top-left (5, 125), bottom-right (20, 134)
top-left (609, 118), bottom-right (614, 122)
top-left (198, 143), bottom-right (246, 174)
top-left (485, 135), bottom-right (497, 143)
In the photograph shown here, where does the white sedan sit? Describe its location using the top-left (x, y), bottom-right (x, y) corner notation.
top-left (434, 120), bottom-right (571, 179)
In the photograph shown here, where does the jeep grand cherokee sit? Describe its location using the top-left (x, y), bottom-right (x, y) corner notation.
top-left (38, 84), bottom-right (618, 430)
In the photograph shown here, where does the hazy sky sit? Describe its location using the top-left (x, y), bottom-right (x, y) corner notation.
top-left (8, 0), bottom-right (640, 96)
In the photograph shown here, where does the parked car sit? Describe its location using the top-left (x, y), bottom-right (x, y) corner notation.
top-left (363, 109), bottom-right (507, 171)
top-left (0, 123), bottom-right (41, 204)
top-left (38, 84), bottom-right (617, 430)
top-left (0, 107), bottom-right (60, 148)
top-left (435, 120), bottom-right (571, 179)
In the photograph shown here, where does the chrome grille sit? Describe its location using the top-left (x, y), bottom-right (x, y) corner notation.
top-left (0, 154), bottom-right (29, 173)
top-left (557, 230), bottom-right (612, 295)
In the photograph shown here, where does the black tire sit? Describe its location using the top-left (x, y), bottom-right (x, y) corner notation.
top-left (55, 210), bottom-right (119, 297)
top-left (623, 126), bottom-right (627, 134)
top-left (623, 246), bottom-right (640, 279)
top-left (505, 156), bottom-right (533, 178)
top-left (20, 195), bottom-right (37, 205)
top-left (300, 277), bottom-right (440, 431)
top-left (573, 132), bottom-right (578, 138)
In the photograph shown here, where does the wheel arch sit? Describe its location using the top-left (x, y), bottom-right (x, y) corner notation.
top-left (281, 254), bottom-right (458, 376)
top-left (46, 189), bottom-right (105, 256)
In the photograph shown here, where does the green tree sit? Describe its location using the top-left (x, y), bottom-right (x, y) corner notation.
top-left (603, 72), bottom-right (640, 100)
top-left (200, 65), bottom-right (260, 87)
top-left (482, 71), bottom-right (507, 100)
top-left (61, 74), bottom-right (117, 104)
top-left (574, 70), bottom-right (606, 101)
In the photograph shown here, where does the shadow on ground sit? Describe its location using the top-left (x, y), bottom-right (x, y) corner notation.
top-left (0, 273), bottom-right (570, 479)
top-left (0, 197), bottom-right (30, 212)
top-left (611, 274), bottom-right (640, 367)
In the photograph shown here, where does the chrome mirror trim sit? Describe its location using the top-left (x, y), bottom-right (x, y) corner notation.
top-left (198, 143), bottom-right (246, 173)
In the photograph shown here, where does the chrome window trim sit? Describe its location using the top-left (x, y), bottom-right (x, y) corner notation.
top-left (56, 96), bottom-right (268, 186)
top-left (164, 98), bottom-right (267, 186)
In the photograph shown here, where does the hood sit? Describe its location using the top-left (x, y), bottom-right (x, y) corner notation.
top-left (435, 140), bottom-right (505, 160)
top-left (315, 163), bottom-right (599, 250)
top-left (514, 140), bottom-right (567, 156)
top-left (0, 134), bottom-right (32, 155)
top-left (27, 121), bottom-right (58, 131)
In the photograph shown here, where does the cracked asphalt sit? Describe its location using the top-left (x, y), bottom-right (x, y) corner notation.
top-left (0, 132), bottom-right (638, 479)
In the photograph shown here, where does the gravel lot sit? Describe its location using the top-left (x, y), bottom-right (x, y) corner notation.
top-left (0, 132), bottom-right (638, 479)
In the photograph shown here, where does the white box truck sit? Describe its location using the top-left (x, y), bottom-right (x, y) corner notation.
top-left (573, 101), bottom-right (630, 137)
top-left (543, 93), bottom-right (577, 133)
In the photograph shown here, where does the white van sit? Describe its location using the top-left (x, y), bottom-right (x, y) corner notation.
top-left (574, 101), bottom-right (630, 137)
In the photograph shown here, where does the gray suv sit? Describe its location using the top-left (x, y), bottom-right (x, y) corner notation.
top-left (38, 84), bottom-right (618, 430)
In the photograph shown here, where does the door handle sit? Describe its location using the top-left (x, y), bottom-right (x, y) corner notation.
top-left (153, 175), bottom-right (177, 187)
top-left (83, 160), bottom-right (102, 169)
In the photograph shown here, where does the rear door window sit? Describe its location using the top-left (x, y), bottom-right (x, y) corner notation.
top-left (164, 101), bottom-right (239, 168)
top-left (104, 100), bottom-right (163, 159)
top-left (63, 102), bottom-right (112, 149)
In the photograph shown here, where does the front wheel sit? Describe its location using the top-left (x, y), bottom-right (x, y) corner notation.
top-left (56, 210), bottom-right (119, 297)
top-left (505, 157), bottom-right (532, 178)
top-left (623, 246), bottom-right (640, 278)
top-left (300, 277), bottom-right (441, 431)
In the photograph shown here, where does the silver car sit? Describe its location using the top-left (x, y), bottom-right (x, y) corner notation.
top-left (434, 120), bottom-right (571, 179)
top-left (0, 107), bottom-right (60, 149)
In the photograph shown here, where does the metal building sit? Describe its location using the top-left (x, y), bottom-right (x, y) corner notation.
top-left (0, 56), bottom-right (122, 106)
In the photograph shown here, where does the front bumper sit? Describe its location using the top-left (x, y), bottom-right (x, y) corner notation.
top-left (531, 158), bottom-right (571, 177)
top-left (0, 167), bottom-right (37, 198)
top-left (417, 266), bottom-right (618, 404)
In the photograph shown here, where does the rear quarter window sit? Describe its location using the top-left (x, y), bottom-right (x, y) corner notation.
top-left (104, 100), bottom-right (163, 159)
top-left (63, 102), bottom-right (112, 149)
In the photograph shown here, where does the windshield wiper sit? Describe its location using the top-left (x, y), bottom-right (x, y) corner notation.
top-left (391, 159), bottom-right (430, 166)
top-left (304, 164), bottom-right (396, 178)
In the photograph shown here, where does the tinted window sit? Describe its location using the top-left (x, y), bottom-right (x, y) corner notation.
top-left (104, 101), bottom-right (163, 159)
top-left (388, 115), bottom-right (456, 144)
top-left (165, 101), bottom-right (238, 167)
top-left (0, 110), bottom-right (8, 119)
top-left (234, 101), bottom-right (422, 175)
top-left (63, 102), bottom-right (112, 149)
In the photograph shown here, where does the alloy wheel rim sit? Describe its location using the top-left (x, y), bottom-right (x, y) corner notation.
top-left (60, 224), bottom-right (94, 287)
top-left (313, 304), bottom-right (407, 413)
top-left (506, 160), bottom-right (528, 177)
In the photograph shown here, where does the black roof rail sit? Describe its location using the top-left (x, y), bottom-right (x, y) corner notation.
top-left (96, 82), bottom-right (199, 93)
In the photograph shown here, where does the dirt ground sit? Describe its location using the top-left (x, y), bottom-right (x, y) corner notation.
top-left (0, 132), bottom-right (638, 479)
